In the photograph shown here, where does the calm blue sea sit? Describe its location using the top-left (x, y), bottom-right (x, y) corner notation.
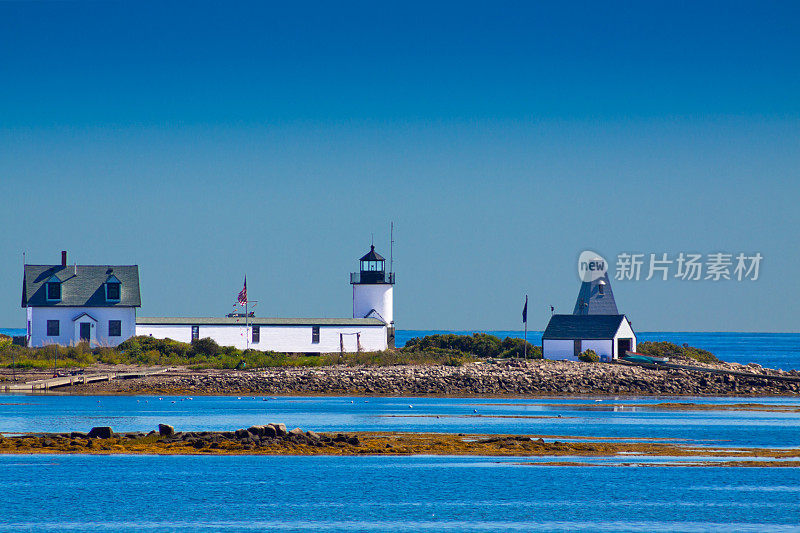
top-left (1, 454), bottom-right (798, 532)
top-left (3, 328), bottom-right (799, 369)
top-left (1, 396), bottom-right (800, 532)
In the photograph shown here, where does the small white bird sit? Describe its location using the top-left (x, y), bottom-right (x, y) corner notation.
top-left (408, 405), bottom-right (413, 409)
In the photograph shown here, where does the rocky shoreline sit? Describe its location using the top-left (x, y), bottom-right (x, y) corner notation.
top-left (58, 359), bottom-right (800, 396)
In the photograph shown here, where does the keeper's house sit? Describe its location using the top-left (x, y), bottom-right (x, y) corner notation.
top-left (542, 268), bottom-right (636, 361)
top-left (21, 252), bottom-right (141, 347)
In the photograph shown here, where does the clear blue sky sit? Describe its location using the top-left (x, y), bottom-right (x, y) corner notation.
top-left (1, 1), bottom-right (798, 331)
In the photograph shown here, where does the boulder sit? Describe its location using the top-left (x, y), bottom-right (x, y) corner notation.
top-left (288, 427), bottom-right (304, 437)
top-left (305, 431), bottom-right (320, 441)
top-left (158, 424), bottom-right (175, 437)
top-left (263, 425), bottom-right (277, 438)
top-left (87, 426), bottom-right (114, 439)
top-left (270, 423), bottom-right (288, 437)
top-left (248, 425), bottom-right (266, 437)
top-left (69, 432), bottom-right (87, 439)
top-left (234, 428), bottom-right (250, 439)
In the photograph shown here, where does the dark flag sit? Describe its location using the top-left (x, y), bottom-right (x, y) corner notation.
top-left (522, 295), bottom-right (528, 323)
top-left (237, 276), bottom-right (247, 306)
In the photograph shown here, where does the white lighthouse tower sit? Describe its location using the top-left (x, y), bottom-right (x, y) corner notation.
top-left (351, 245), bottom-right (395, 344)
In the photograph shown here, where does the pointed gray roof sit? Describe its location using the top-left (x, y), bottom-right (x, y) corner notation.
top-left (22, 264), bottom-right (141, 307)
top-left (359, 245), bottom-right (385, 262)
top-left (573, 272), bottom-right (618, 315)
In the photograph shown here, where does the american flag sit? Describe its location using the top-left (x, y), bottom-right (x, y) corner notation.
top-left (237, 276), bottom-right (247, 306)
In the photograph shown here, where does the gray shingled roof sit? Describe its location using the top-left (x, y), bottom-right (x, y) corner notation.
top-left (573, 272), bottom-right (619, 315)
top-left (136, 317), bottom-right (385, 327)
top-left (22, 265), bottom-right (141, 307)
top-left (542, 314), bottom-right (628, 340)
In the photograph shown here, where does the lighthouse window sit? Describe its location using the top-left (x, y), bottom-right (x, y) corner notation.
top-left (311, 326), bottom-right (320, 344)
top-left (191, 325), bottom-right (199, 341)
top-left (47, 320), bottom-right (60, 336)
top-left (252, 326), bottom-right (260, 343)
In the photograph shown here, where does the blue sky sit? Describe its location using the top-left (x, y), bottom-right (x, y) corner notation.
top-left (1, 1), bottom-right (798, 331)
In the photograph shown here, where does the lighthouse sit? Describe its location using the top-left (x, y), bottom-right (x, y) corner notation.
top-left (351, 245), bottom-right (395, 330)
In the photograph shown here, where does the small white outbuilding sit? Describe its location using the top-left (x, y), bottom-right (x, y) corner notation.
top-left (542, 314), bottom-right (636, 362)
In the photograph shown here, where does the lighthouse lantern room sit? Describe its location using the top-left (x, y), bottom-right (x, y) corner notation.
top-left (351, 245), bottom-right (395, 332)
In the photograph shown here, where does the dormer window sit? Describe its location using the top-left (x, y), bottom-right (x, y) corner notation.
top-left (105, 275), bottom-right (121, 302)
top-left (46, 276), bottom-right (62, 301)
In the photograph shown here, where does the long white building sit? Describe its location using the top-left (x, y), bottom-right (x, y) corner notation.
top-left (136, 244), bottom-right (396, 353)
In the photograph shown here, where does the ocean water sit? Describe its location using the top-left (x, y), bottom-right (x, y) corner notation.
top-left (1, 454), bottom-right (798, 532)
top-left (1, 395), bottom-right (799, 448)
top-left (0, 396), bottom-right (799, 531)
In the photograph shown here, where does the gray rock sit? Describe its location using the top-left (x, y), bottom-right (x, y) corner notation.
top-left (87, 426), bottom-right (114, 439)
top-left (263, 425), bottom-right (277, 438)
top-left (288, 427), bottom-right (304, 437)
top-left (70, 431), bottom-right (87, 439)
top-left (305, 431), bottom-right (320, 440)
top-left (270, 423), bottom-right (288, 437)
top-left (158, 424), bottom-right (175, 437)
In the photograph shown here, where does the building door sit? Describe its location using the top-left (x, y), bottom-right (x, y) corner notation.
top-left (617, 338), bottom-right (632, 358)
top-left (573, 340), bottom-right (581, 357)
top-left (80, 323), bottom-right (91, 342)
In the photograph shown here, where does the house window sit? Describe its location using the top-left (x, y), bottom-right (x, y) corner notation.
top-left (106, 282), bottom-right (121, 301)
top-left (191, 325), bottom-right (199, 342)
top-left (46, 281), bottom-right (61, 301)
top-left (311, 326), bottom-right (320, 344)
top-left (252, 325), bottom-right (260, 344)
top-left (109, 320), bottom-right (122, 337)
top-left (47, 320), bottom-right (60, 336)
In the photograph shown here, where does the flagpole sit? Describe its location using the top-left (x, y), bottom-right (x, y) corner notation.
top-left (523, 295), bottom-right (528, 360)
top-left (245, 276), bottom-right (249, 351)
top-left (524, 320), bottom-right (528, 360)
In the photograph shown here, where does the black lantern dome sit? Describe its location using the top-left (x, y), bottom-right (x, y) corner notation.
top-left (351, 245), bottom-right (395, 285)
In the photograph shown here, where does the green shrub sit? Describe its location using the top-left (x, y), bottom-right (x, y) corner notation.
top-left (578, 349), bottom-right (599, 362)
top-left (403, 333), bottom-right (541, 359)
top-left (637, 341), bottom-right (719, 364)
top-left (191, 337), bottom-right (221, 357)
